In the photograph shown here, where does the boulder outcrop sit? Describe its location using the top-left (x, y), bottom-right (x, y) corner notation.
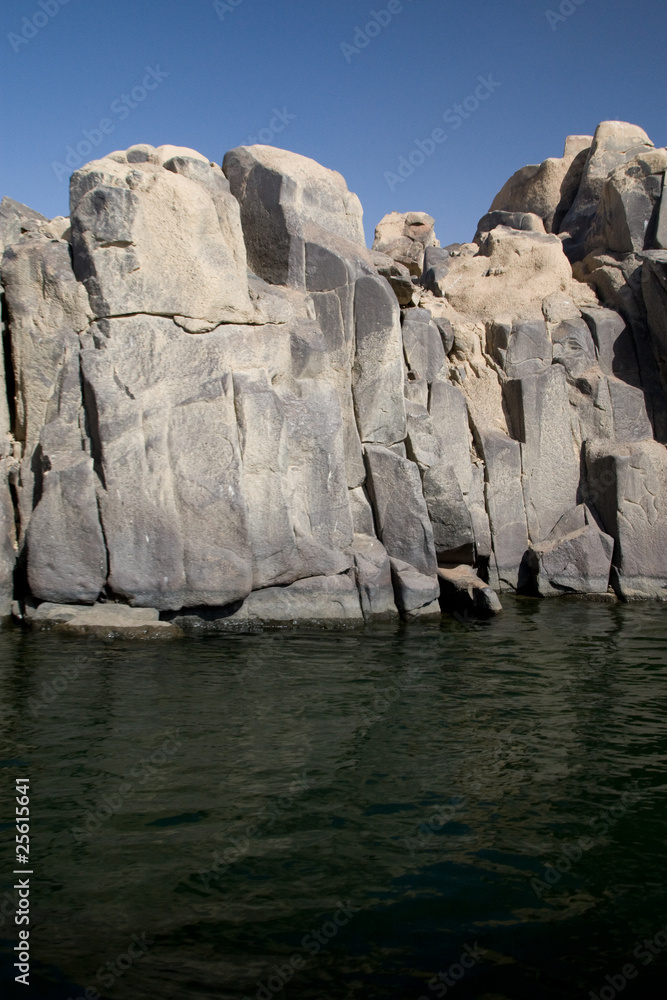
top-left (1, 121), bottom-right (666, 627)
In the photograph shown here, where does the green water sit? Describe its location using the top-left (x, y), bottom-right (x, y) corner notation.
top-left (1, 596), bottom-right (666, 1000)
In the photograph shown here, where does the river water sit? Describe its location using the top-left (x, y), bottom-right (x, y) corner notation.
top-left (0, 596), bottom-right (666, 1000)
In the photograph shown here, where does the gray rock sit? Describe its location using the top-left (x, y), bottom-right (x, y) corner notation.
top-left (504, 365), bottom-right (580, 542)
top-left (401, 308), bottom-right (446, 383)
top-left (223, 145), bottom-right (367, 289)
top-left (641, 251), bottom-right (667, 389)
top-left (0, 460), bottom-right (16, 616)
top-left (0, 197), bottom-right (47, 253)
top-left (585, 438), bottom-right (667, 599)
top-left (80, 315), bottom-right (253, 610)
top-left (474, 211), bottom-right (545, 244)
top-left (373, 211), bottom-right (438, 276)
top-left (656, 182), bottom-right (667, 251)
top-left (560, 121), bottom-right (654, 256)
top-left (364, 445), bottom-right (437, 577)
top-left (404, 372), bottom-right (429, 409)
top-left (420, 246), bottom-right (453, 296)
top-left (404, 401), bottom-right (442, 469)
top-left (550, 316), bottom-right (597, 379)
top-left (309, 288), bottom-right (365, 488)
top-left (487, 318), bottom-right (552, 378)
top-left (27, 601), bottom-right (181, 638)
top-left (437, 565), bottom-right (502, 616)
top-left (580, 305), bottom-right (641, 386)
top-left (526, 524), bottom-right (614, 596)
top-left (489, 135), bottom-right (592, 233)
top-left (352, 275), bottom-right (406, 444)
top-left (26, 451), bottom-right (107, 605)
top-left (422, 460), bottom-right (474, 564)
top-left (351, 534), bottom-right (398, 620)
top-left (432, 315), bottom-right (455, 355)
top-left (606, 378), bottom-right (653, 442)
top-left (348, 486), bottom-right (376, 536)
top-left (389, 557), bottom-right (440, 617)
top-left (70, 148), bottom-right (252, 324)
top-left (477, 430), bottom-right (529, 591)
top-left (585, 149), bottom-right (667, 254)
top-left (370, 251), bottom-right (414, 305)
top-left (2, 236), bottom-right (90, 455)
top-left (177, 574), bottom-right (364, 630)
top-left (428, 381), bottom-right (474, 496)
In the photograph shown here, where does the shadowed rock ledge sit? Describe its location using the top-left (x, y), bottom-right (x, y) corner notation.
top-left (1, 122), bottom-right (666, 633)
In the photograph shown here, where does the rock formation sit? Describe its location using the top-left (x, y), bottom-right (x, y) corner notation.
top-left (1, 121), bottom-right (666, 629)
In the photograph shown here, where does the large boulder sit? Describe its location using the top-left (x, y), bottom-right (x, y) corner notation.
top-left (476, 430), bottom-right (529, 591)
top-left (401, 308), bottom-right (446, 383)
top-left (372, 211), bottom-right (438, 275)
top-left (526, 523), bottom-right (614, 596)
top-left (25, 349), bottom-right (107, 605)
top-left (70, 145), bottom-right (252, 325)
top-left (352, 275), bottom-right (406, 444)
top-left (437, 227), bottom-right (576, 323)
top-left (504, 365), bottom-right (580, 542)
top-left (486, 318), bottom-right (552, 378)
top-left (351, 534), bottom-right (398, 620)
top-left (437, 565), bottom-right (502, 617)
top-left (489, 134), bottom-right (592, 233)
top-left (2, 235), bottom-right (90, 455)
top-left (559, 121), bottom-right (654, 257)
top-left (364, 445), bottom-right (437, 578)
top-left (222, 144), bottom-right (366, 288)
top-left (585, 438), bottom-right (667, 599)
top-left (422, 460), bottom-right (474, 563)
top-left (585, 148), bottom-right (667, 254)
top-left (174, 574), bottom-right (364, 630)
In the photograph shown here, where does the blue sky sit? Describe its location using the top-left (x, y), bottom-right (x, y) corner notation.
top-left (1, 0), bottom-right (665, 246)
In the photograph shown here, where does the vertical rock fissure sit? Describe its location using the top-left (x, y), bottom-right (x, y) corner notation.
top-left (1, 289), bottom-right (16, 440)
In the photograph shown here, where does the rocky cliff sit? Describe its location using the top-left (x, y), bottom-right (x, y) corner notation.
top-left (1, 121), bottom-right (666, 630)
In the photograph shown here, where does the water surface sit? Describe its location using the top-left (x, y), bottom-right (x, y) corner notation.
top-left (1, 596), bottom-right (666, 999)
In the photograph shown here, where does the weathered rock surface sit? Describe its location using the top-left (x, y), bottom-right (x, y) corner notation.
top-left (559, 121), bottom-right (655, 258)
top-left (26, 602), bottom-right (182, 638)
top-left (489, 135), bottom-right (592, 233)
top-left (526, 523), bottom-right (614, 597)
top-left (351, 534), bottom-right (398, 620)
top-left (0, 461), bottom-right (16, 617)
top-left (437, 565), bottom-right (503, 617)
top-left (585, 438), bottom-right (667, 599)
top-left (1, 120), bottom-right (666, 629)
top-left (71, 146), bottom-right (253, 325)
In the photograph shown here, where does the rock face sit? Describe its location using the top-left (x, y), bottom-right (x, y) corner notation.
top-left (1, 121), bottom-right (666, 627)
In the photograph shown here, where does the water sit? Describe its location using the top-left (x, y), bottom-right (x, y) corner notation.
top-left (1, 596), bottom-right (666, 1000)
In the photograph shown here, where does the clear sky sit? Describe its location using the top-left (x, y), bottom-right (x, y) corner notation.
top-left (1, 0), bottom-right (665, 247)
